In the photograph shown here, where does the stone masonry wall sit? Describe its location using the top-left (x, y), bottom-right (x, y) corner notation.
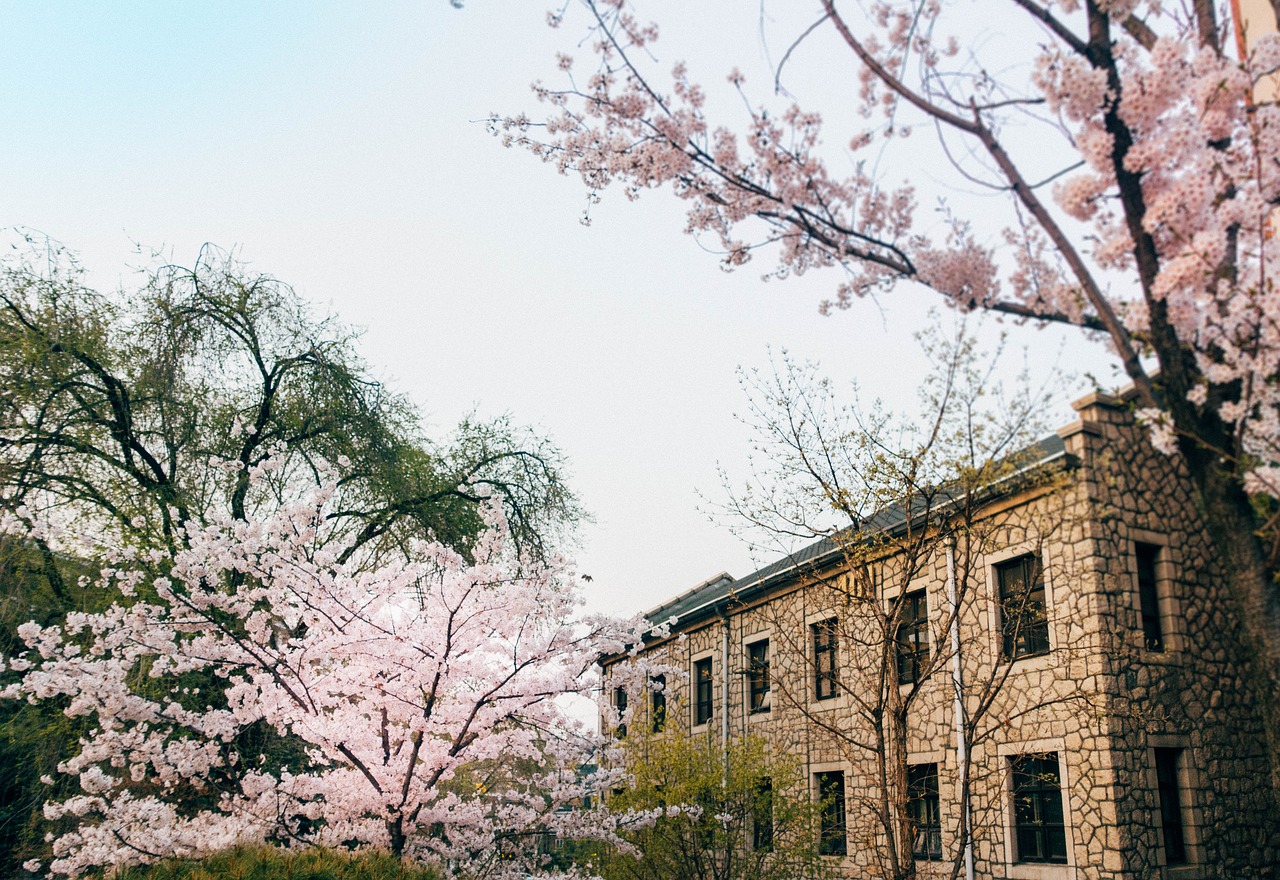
top-left (603, 397), bottom-right (1279, 879)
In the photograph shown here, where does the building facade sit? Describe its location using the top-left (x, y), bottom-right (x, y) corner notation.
top-left (601, 391), bottom-right (1279, 879)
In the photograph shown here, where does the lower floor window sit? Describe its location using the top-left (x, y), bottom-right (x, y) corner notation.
top-left (752, 777), bottom-right (773, 852)
top-left (1154, 748), bottom-right (1188, 864)
top-left (1011, 753), bottom-right (1068, 864)
top-left (908, 763), bottom-right (942, 861)
top-left (816, 770), bottom-right (847, 856)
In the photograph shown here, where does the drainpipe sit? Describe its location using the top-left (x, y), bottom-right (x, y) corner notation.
top-left (947, 538), bottom-right (975, 880)
top-left (721, 606), bottom-right (731, 781)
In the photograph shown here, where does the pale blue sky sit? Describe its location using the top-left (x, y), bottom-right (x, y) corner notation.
top-left (0, 1), bottom-right (1121, 615)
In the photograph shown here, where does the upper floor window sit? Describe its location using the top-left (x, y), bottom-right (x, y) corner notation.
top-left (650, 674), bottom-right (666, 733)
top-left (815, 770), bottom-right (847, 856)
top-left (896, 590), bottom-right (930, 685)
top-left (747, 639), bottom-right (771, 714)
top-left (997, 555), bottom-right (1050, 660)
top-left (1011, 752), bottom-right (1068, 864)
top-left (812, 618), bottom-right (839, 700)
top-left (1154, 748), bottom-right (1188, 864)
top-left (694, 657), bottom-right (713, 726)
top-left (613, 685), bottom-right (628, 738)
top-left (1136, 543), bottom-right (1165, 652)
top-left (908, 763), bottom-right (942, 861)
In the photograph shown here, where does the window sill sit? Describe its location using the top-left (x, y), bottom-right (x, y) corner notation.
top-left (1006, 863), bottom-right (1072, 880)
top-left (1000, 651), bottom-right (1056, 675)
top-left (1167, 865), bottom-right (1205, 880)
top-left (1139, 649), bottom-right (1185, 666)
top-left (808, 699), bottom-right (845, 714)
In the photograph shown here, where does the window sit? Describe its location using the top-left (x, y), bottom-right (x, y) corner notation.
top-left (747, 639), bottom-right (770, 714)
top-left (1011, 753), bottom-right (1068, 864)
top-left (1154, 748), bottom-right (1188, 864)
top-left (908, 763), bottom-right (942, 861)
top-left (812, 618), bottom-right (839, 700)
top-left (752, 777), bottom-right (774, 852)
top-left (816, 770), bottom-right (847, 856)
top-left (1136, 543), bottom-right (1165, 652)
top-left (997, 555), bottom-right (1050, 660)
top-left (694, 658), bottom-right (713, 726)
top-left (650, 674), bottom-right (666, 733)
top-left (613, 686), bottom-right (628, 738)
top-left (896, 590), bottom-right (930, 685)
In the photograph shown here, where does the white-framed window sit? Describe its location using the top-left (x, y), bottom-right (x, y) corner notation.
top-left (690, 649), bottom-right (715, 731)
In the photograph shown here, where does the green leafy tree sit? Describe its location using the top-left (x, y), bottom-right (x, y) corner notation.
top-left (0, 239), bottom-right (583, 876)
top-left (0, 241), bottom-right (580, 570)
top-left (602, 731), bottom-right (832, 880)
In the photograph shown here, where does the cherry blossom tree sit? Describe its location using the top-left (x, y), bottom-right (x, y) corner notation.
top-left (0, 469), bottom-right (650, 878)
top-left (500, 0), bottom-right (1280, 775)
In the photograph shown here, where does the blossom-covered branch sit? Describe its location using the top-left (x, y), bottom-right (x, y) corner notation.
top-left (1, 476), bottom-right (653, 877)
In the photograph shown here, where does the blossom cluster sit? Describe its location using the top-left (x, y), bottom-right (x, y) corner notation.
top-left (505, 0), bottom-right (1280, 502)
top-left (2, 489), bottom-right (652, 877)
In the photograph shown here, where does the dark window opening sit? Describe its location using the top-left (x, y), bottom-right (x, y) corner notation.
top-left (694, 658), bottom-right (713, 726)
top-left (813, 618), bottom-right (839, 700)
top-left (896, 590), bottom-right (930, 685)
top-left (613, 685), bottom-right (628, 738)
top-left (752, 777), bottom-right (774, 852)
top-left (1136, 543), bottom-right (1165, 652)
top-left (908, 763), bottom-right (943, 861)
top-left (998, 555), bottom-right (1051, 660)
top-left (650, 674), bottom-right (666, 733)
top-left (816, 770), bottom-right (847, 856)
top-left (1011, 753), bottom-right (1068, 864)
top-left (747, 639), bottom-right (771, 714)
top-left (1155, 748), bottom-right (1188, 864)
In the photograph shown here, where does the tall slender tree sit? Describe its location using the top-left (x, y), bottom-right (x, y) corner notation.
top-left (502, 0), bottom-right (1280, 776)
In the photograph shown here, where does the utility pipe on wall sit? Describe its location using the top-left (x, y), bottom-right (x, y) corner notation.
top-left (721, 607), bottom-right (731, 781)
top-left (947, 538), bottom-right (975, 880)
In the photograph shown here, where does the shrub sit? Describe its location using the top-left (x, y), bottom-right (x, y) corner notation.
top-left (112, 846), bottom-right (441, 880)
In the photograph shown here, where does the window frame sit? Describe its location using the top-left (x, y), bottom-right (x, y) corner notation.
top-left (752, 776), bottom-right (774, 853)
top-left (908, 762), bottom-right (943, 862)
top-left (1146, 736), bottom-right (1201, 869)
top-left (1135, 542), bottom-right (1165, 652)
top-left (896, 589), bottom-right (931, 685)
top-left (814, 769), bottom-right (847, 857)
top-left (746, 638), bottom-right (771, 715)
top-left (693, 656), bottom-right (714, 728)
top-left (613, 685), bottom-right (628, 738)
top-left (1009, 752), bottom-right (1068, 865)
top-left (812, 617), bottom-right (839, 701)
top-left (1154, 748), bottom-right (1187, 865)
top-left (1129, 532), bottom-right (1184, 656)
top-left (996, 554), bottom-right (1051, 661)
top-left (650, 673), bottom-right (666, 734)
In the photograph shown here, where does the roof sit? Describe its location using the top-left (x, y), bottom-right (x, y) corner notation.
top-left (640, 433), bottom-right (1069, 634)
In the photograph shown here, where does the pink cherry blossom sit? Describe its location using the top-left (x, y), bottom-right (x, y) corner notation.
top-left (2, 483), bottom-right (655, 877)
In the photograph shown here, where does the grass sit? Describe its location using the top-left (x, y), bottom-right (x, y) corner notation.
top-left (112, 845), bottom-right (441, 880)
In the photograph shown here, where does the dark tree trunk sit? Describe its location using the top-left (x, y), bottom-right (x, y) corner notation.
top-left (1184, 452), bottom-right (1280, 787)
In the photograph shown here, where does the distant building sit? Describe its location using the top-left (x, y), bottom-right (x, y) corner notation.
top-left (602, 390), bottom-right (1279, 878)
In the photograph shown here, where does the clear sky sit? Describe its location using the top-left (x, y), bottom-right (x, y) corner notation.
top-left (0, 1), bottom-right (1122, 616)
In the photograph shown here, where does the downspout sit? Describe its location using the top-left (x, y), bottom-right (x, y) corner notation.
top-left (722, 605), bottom-right (731, 782)
top-left (947, 538), bottom-right (975, 880)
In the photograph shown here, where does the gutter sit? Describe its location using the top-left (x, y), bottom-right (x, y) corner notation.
top-left (651, 443), bottom-right (1071, 631)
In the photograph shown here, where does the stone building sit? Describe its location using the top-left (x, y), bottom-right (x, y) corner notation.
top-left (600, 390), bottom-right (1279, 879)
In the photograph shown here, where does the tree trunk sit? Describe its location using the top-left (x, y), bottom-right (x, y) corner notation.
top-left (1185, 450), bottom-right (1280, 788)
top-left (388, 817), bottom-right (406, 858)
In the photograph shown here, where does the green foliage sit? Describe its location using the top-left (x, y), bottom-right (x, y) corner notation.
top-left (0, 240), bottom-right (582, 564)
top-left (111, 845), bottom-right (441, 880)
top-left (601, 733), bottom-right (832, 880)
top-left (0, 240), bottom-right (584, 876)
